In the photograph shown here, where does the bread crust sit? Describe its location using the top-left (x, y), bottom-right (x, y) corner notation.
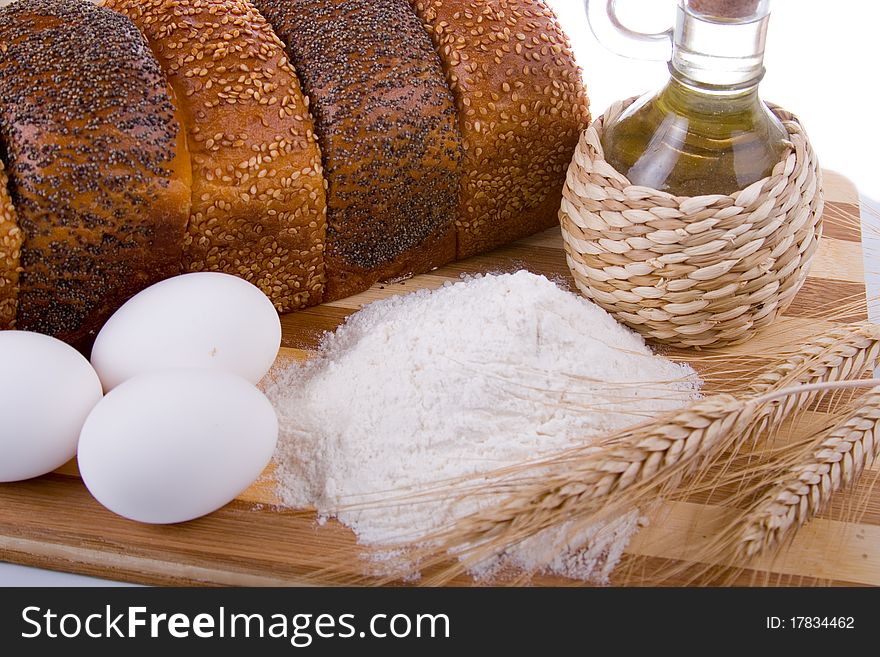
top-left (104, 0), bottom-right (328, 311)
top-left (0, 159), bottom-right (22, 329)
top-left (0, 0), bottom-right (588, 332)
top-left (0, 0), bottom-right (191, 345)
top-left (411, 0), bottom-right (590, 258)
top-left (254, 0), bottom-right (462, 301)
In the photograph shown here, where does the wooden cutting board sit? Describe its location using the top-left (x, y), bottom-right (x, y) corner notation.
top-left (0, 171), bottom-right (876, 586)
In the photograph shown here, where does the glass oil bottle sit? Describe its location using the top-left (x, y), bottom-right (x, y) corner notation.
top-left (588, 0), bottom-right (788, 196)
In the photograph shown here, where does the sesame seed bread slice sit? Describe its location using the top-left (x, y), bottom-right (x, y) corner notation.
top-left (103, 0), bottom-right (329, 312)
top-left (0, 0), bottom-right (191, 347)
top-left (0, 158), bottom-right (22, 329)
top-left (254, 0), bottom-right (462, 301)
top-left (410, 0), bottom-right (591, 258)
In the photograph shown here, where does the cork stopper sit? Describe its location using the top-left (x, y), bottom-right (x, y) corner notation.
top-left (687, 0), bottom-right (761, 19)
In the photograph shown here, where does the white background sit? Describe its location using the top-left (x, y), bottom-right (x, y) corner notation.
top-left (1, 0), bottom-right (878, 585)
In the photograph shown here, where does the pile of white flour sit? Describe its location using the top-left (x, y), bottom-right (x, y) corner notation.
top-left (266, 271), bottom-right (699, 582)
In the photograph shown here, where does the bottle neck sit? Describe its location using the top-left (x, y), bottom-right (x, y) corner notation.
top-left (669, 1), bottom-right (770, 90)
top-left (659, 76), bottom-right (761, 117)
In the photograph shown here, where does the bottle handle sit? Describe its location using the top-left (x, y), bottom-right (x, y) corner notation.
top-left (584, 0), bottom-right (673, 61)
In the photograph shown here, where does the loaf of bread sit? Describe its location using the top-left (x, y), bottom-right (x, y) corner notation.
top-left (0, 0), bottom-right (191, 346)
top-left (410, 0), bottom-right (590, 257)
top-left (0, 0), bottom-right (589, 344)
top-left (0, 159), bottom-right (21, 328)
top-left (102, 0), bottom-right (329, 311)
top-left (253, 0), bottom-right (462, 300)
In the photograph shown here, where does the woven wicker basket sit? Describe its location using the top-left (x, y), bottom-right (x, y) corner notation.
top-left (559, 99), bottom-right (823, 348)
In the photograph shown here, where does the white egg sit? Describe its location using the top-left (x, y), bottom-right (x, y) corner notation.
top-left (77, 369), bottom-right (278, 524)
top-left (90, 272), bottom-right (281, 391)
top-left (0, 331), bottom-right (103, 482)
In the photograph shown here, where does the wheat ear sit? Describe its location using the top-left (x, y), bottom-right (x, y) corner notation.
top-left (451, 324), bottom-right (880, 540)
top-left (452, 395), bottom-right (752, 542)
top-left (738, 387), bottom-right (880, 559)
top-left (413, 323), bottom-right (880, 582)
top-left (407, 393), bottom-right (759, 583)
top-left (745, 322), bottom-right (880, 440)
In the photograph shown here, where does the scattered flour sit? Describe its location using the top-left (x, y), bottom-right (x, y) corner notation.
top-left (266, 271), bottom-right (700, 582)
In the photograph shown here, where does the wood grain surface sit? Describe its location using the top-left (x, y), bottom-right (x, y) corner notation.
top-left (1, 171), bottom-right (876, 586)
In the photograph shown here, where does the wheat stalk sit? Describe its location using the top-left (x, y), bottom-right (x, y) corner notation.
top-left (402, 394), bottom-right (752, 583)
top-left (449, 395), bottom-right (752, 542)
top-left (738, 387), bottom-right (880, 559)
top-left (648, 324), bottom-right (880, 521)
top-left (622, 383), bottom-right (880, 587)
top-left (409, 323), bottom-right (880, 583)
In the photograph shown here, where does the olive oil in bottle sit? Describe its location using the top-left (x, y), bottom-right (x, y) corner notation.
top-left (596, 0), bottom-right (788, 196)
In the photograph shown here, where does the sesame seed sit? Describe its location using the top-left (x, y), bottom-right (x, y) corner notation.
top-left (106, 0), bottom-right (329, 311)
top-left (409, 0), bottom-right (590, 257)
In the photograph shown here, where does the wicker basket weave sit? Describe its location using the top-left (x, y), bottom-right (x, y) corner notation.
top-left (559, 99), bottom-right (823, 348)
